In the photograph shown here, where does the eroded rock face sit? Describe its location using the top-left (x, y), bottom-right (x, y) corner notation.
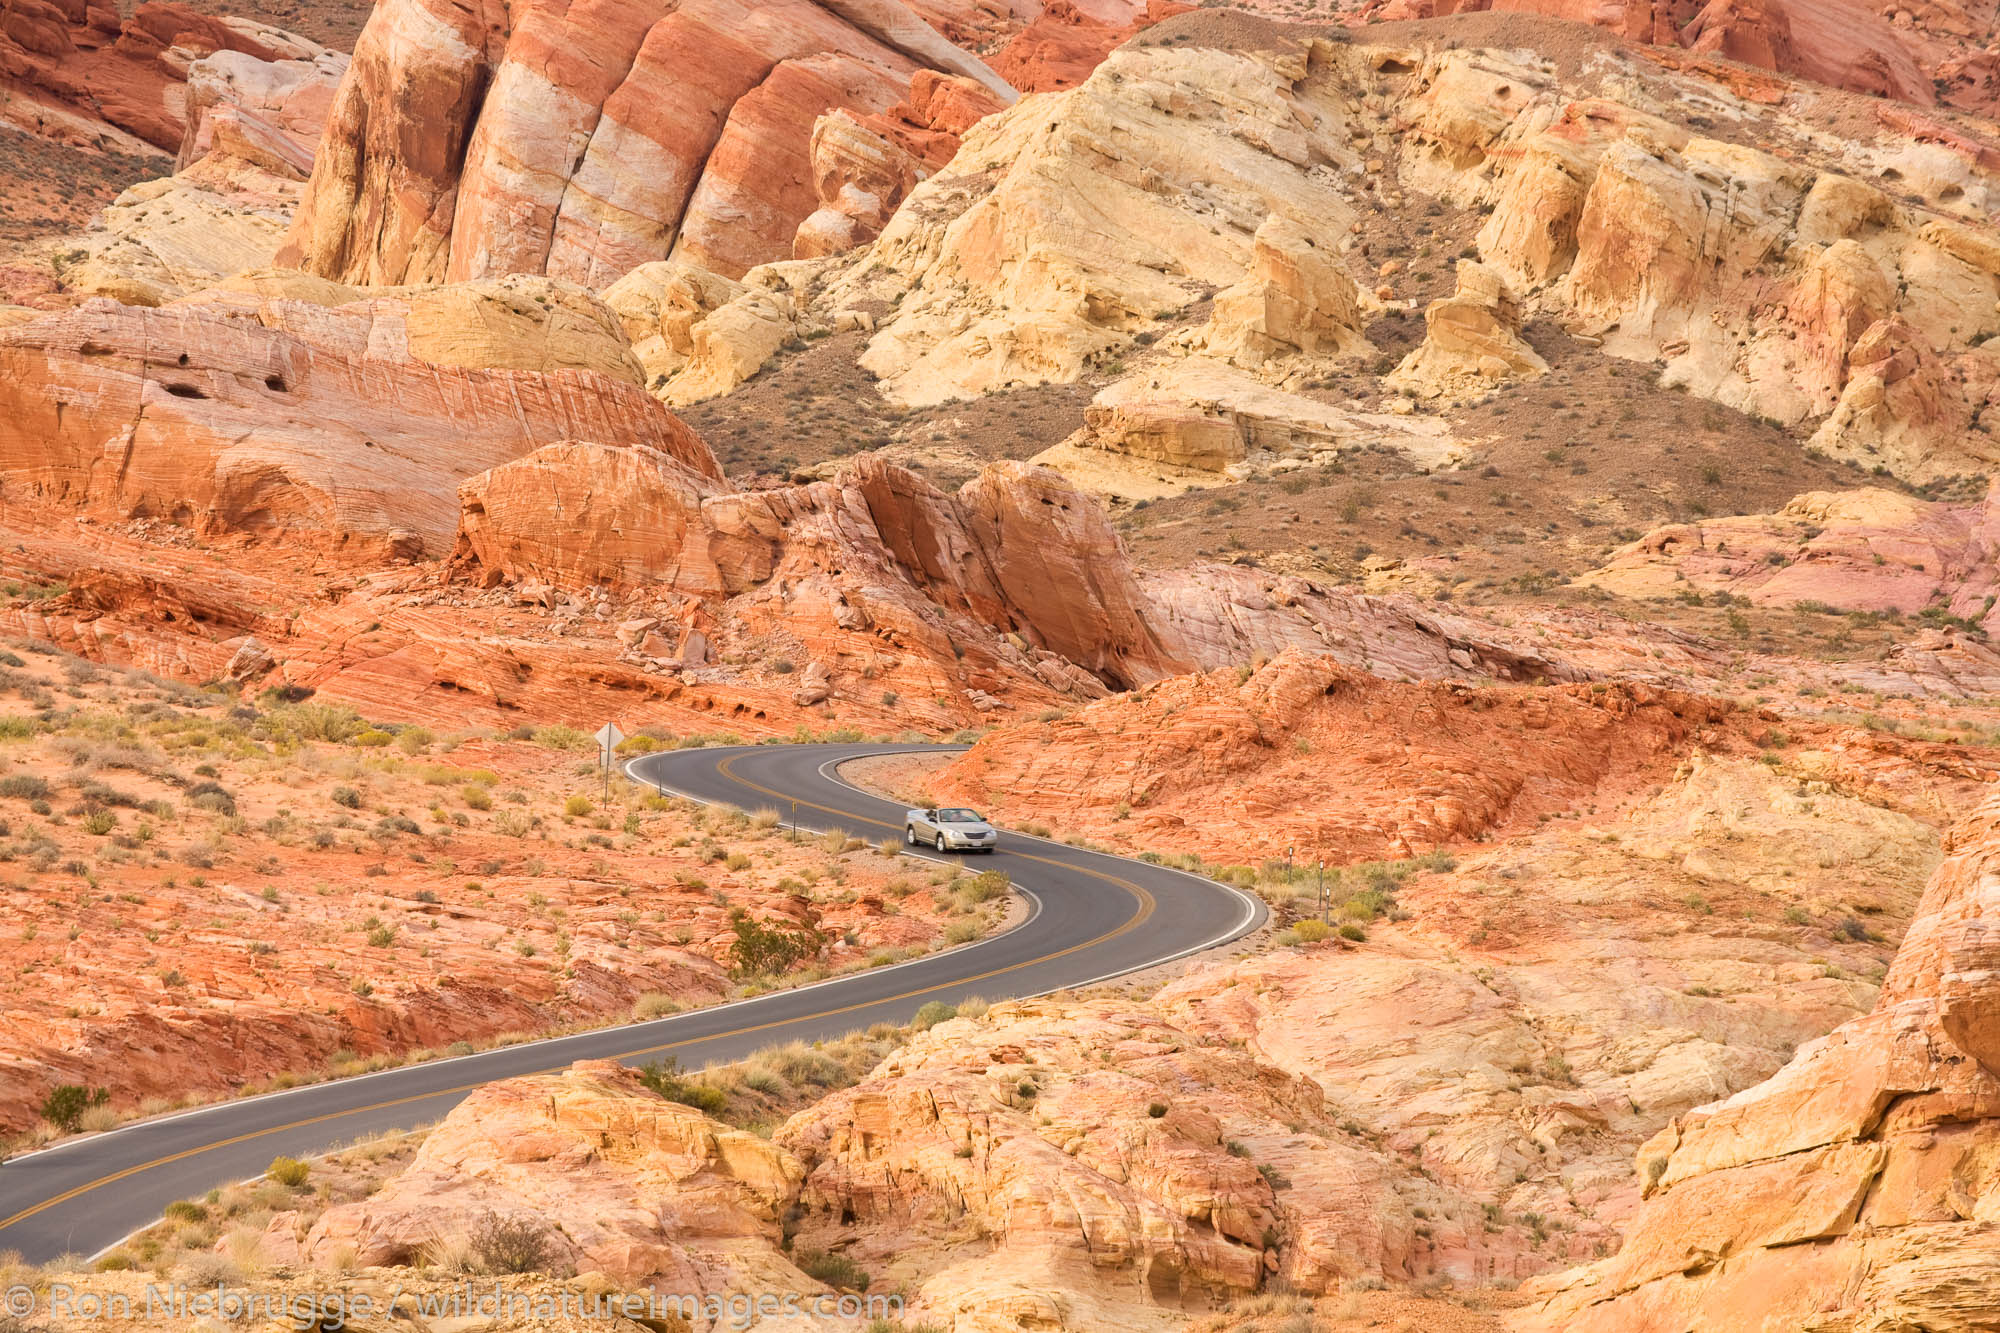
top-left (843, 41), bottom-right (1365, 405)
top-left (0, 286), bottom-right (715, 555)
top-left (1197, 215), bottom-right (1370, 371)
top-left (305, 1060), bottom-right (808, 1296)
top-left (1514, 785), bottom-right (2000, 1331)
top-left (0, 0), bottom-right (312, 155)
top-left (776, 999), bottom-right (1472, 1320)
top-left (798, 29), bottom-right (2000, 481)
top-left (281, 0), bottom-right (1017, 290)
top-left (19, 36), bottom-right (345, 310)
top-left (1578, 483), bottom-right (2000, 627)
top-left (458, 450), bottom-right (1181, 691)
top-left (928, 648), bottom-right (1739, 861)
top-left (1352, 0), bottom-right (2000, 117)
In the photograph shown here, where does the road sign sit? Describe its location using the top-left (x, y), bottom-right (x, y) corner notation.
top-left (595, 722), bottom-right (626, 801)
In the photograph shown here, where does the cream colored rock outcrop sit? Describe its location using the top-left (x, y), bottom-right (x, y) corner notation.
top-left (843, 42), bottom-right (1364, 405)
top-left (305, 1060), bottom-right (809, 1299)
top-left (1035, 357), bottom-right (1464, 498)
top-left (1514, 787), bottom-right (2000, 1331)
top-left (1388, 259), bottom-right (1548, 400)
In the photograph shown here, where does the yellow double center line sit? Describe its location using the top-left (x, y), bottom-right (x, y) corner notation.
top-left (0, 752), bottom-right (1156, 1236)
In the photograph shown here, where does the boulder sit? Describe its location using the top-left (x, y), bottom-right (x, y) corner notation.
top-left (305, 1059), bottom-right (808, 1297)
top-left (1199, 215), bottom-right (1370, 369)
top-left (1388, 259), bottom-right (1548, 400)
top-left (792, 108), bottom-right (925, 260)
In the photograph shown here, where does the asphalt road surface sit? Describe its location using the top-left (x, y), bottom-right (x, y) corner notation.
top-left (0, 743), bottom-right (1263, 1264)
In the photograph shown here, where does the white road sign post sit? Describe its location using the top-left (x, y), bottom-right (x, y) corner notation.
top-left (594, 722), bottom-right (626, 802)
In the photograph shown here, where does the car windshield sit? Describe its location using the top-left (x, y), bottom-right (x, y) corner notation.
top-left (937, 809), bottom-right (985, 824)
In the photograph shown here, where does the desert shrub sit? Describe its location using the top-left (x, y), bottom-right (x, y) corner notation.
top-left (727, 911), bottom-right (824, 977)
top-left (395, 726), bottom-right (434, 754)
top-left (1292, 919), bottom-right (1331, 943)
top-left (264, 702), bottom-right (362, 744)
top-left (563, 795), bottom-right (593, 818)
top-left (794, 1248), bottom-right (870, 1292)
top-left (353, 729), bottom-right (394, 748)
top-left (81, 810), bottom-right (116, 835)
top-left (958, 870), bottom-right (1009, 904)
top-left (469, 1212), bottom-right (555, 1275)
top-left (0, 774), bottom-right (49, 800)
top-left (911, 1001), bottom-right (956, 1030)
top-left (463, 785), bottom-right (493, 811)
top-left (632, 992), bottom-right (678, 1020)
top-left (187, 780), bottom-right (237, 816)
top-left (266, 1155), bottom-right (311, 1187)
top-left (534, 725), bottom-right (592, 752)
top-left (39, 1083), bottom-right (109, 1132)
top-left (637, 1058), bottom-right (729, 1114)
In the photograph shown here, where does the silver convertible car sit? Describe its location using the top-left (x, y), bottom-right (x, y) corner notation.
top-left (905, 806), bottom-right (999, 853)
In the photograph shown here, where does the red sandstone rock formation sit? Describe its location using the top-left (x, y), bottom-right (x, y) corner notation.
top-left (990, 0), bottom-right (1192, 92)
top-left (457, 447), bottom-right (1183, 691)
top-left (0, 290), bottom-right (718, 557)
top-left (928, 649), bottom-right (1741, 860)
top-left (280, 0), bottom-right (1021, 288)
top-left (0, 0), bottom-right (298, 154)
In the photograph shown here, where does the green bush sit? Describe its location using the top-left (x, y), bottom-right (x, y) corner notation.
top-left (911, 1001), bottom-right (957, 1030)
top-left (39, 1083), bottom-right (109, 1132)
top-left (1292, 919), bottom-right (1331, 943)
top-left (727, 911), bottom-right (824, 977)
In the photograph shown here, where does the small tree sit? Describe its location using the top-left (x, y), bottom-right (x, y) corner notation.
top-left (39, 1084), bottom-right (109, 1132)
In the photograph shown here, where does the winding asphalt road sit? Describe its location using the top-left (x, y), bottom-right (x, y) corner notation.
top-left (0, 743), bottom-right (1262, 1265)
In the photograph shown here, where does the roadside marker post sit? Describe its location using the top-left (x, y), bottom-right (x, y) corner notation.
top-left (594, 722), bottom-right (626, 803)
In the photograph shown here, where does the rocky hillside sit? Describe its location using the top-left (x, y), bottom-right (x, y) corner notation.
top-left (10, 1), bottom-right (2000, 1331)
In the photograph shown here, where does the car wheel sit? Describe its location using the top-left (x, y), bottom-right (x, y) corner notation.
top-left (905, 825), bottom-right (917, 846)
top-left (935, 833), bottom-right (947, 853)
